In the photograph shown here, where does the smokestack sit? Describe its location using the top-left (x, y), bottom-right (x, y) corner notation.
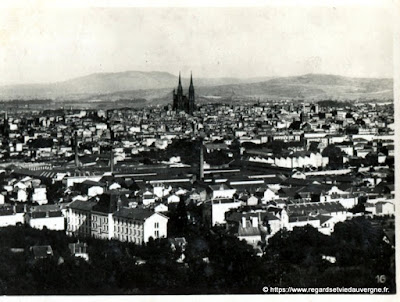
top-left (199, 140), bottom-right (204, 180)
top-left (74, 132), bottom-right (79, 168)
top-left (110, 148), bottom-right (114, 173)
top-left (110, 128), bottom-right (114, 173)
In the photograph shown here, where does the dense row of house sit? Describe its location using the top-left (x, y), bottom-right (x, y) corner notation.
top-left (0, 101), bottom-right (395, 251)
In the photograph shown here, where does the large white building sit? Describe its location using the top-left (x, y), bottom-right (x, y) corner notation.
top-left (66, 199), bottom-right (98, 237)
top-left (113, 208), bottom-right (168, 244)
top-left (66, 193), bottom-right (169, 244)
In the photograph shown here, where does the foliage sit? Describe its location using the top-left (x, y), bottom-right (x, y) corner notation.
top-left (0, 216), bottom-right (395, 294)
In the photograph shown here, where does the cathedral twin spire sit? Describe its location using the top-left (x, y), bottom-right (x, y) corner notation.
top-left (173, 72), bottom-right (195, 115)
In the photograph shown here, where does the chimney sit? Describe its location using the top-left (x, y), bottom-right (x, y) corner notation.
top-left (199, 140), bottom-right (204, 180)
top-left (74, 132), bottom-right (79, 168)
top-left (110, 148), bottom-right (114, 173)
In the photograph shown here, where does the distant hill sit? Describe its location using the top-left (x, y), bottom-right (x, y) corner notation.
top-left (0, 71), bottom-right (393, 103)
top-left (195, 74), bottom-right (393, 101)
top-left (0, 71), bottom-right (269, 100)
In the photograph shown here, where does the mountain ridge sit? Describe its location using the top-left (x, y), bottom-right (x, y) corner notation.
top-left (0, 71), bottom-right (393, 102)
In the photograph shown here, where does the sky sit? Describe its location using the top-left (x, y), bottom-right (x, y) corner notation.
top-left (0, 3), bottom-right (395, 85)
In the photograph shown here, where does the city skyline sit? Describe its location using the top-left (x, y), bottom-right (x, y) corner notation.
top-left (0, 5), bottom-right (394, 85)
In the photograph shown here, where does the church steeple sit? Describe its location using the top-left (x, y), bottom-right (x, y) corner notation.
top-left (172, 71), bottom-right (195, 115)
top-left (189, 72), bottom-right (194, 94)
top-left (188, 72), bottom-right (195, 115)
top-left (177, 72), bottom-right (183, 94)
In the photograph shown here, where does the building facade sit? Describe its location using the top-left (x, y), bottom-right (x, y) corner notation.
top-left (66, 200), bottom-right (97, 237)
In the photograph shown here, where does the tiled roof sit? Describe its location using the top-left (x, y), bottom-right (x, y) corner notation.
top-left (288, 201), bottom-right (345, 215)
top-left (30, 211), bottom-right (63, 219)
top-left (317, 214), bottom-right (333, 225)
top-left (31, 245), bottom-right (53, 259)
top-left (238, 224), bottom-right (261, 237)
top-left (226, 211), bottom-right (279, 223)
top-left (113, 208), bottom-right (155, 221)
top-left (68, 199), bottom-right (98, 211)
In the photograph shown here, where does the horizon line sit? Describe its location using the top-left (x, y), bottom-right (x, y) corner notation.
top-left (0, 70), bottom-right (394, 87)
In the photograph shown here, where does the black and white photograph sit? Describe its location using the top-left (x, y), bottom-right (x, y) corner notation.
top-left (0, 0), bottom-right (398, 297)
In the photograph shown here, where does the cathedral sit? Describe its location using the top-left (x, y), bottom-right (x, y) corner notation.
top-left (172, 72), bottom-right (195, 115)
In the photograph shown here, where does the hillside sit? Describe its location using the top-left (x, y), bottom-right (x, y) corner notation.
top-left (0, 71), bottom-right (269, 100)
top-left (0, 72), bottom-right (393, 103)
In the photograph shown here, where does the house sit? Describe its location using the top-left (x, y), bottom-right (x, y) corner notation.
top-left (152, 183), bottom-right (170, 198)
top-left (167, 194), bottom-right (180, 204)
top-left (226, 210), bottom-right (281, 246)
top-left (375, 201), bottom-right (395, 216)
top-left (0, 205), bottom-right (25, 227)
top-left (261, 188), bottom-right (279, 204)
top-left (322, 186), bottom-right (358, 209)
top-left (68, 242), bottom-right (89, 261)
top-left (228, 214), bottom-right (264, 247)
top-left (109, 182), bottom-right (122, 190)
top-left (142, 191), bottom-right (156, 206)
top-left (17, 189), bottom-right (28, 202)
top-left (317, 215), bottom-right (337, 235)
top-left (292, 171), bottom-right (306, 179)
top-left (25, 209), bottom-right (65, 231)
top-left (154, 203), bottom-right (168, 213)
top-left (79, 180), bottom-right (106, 197)
top-left (208, 184), bottom-right (237, 200)
top-left (31, 245), bottom-right (53, 259)
top-left (246, 194), bottom-right (259, 206)
top-left (168, 237), bottom-right (187, 251)
top-left (32, 185), bottom-right (48, 205)
top-left (203, 199), bottom-right (242, 226)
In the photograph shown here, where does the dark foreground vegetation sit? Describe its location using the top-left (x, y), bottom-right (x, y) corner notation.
top-left (0, 216), bottom-right (395, 295)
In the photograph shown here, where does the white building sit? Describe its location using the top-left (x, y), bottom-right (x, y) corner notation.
top-left (66, 200), bottom-right (98, 237)
top-left (32, 186), bottom-right (48, 205)
top-left (25, 211), bottom-right (65, 231)
top-left (208, 184), bottom-right (237, 200)
top-left (167, 194), bottom-right (180, 204)
top-left (113, 208), bottom-right (169, 244)
top-left (88, 186), bottom-right (104, 197)
top-left (0, 206), bottom-right (25, 227)
top-left (206, 199), bottom-right (242, 226)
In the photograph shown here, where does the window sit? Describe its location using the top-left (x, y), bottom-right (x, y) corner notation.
top-left (154, 222), bottom-right (159, 228)
top-left (155, 230), bottom-right (159, 238)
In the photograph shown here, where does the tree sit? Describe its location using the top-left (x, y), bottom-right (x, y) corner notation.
top-left (322, 145), bottom-right (344, 168)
